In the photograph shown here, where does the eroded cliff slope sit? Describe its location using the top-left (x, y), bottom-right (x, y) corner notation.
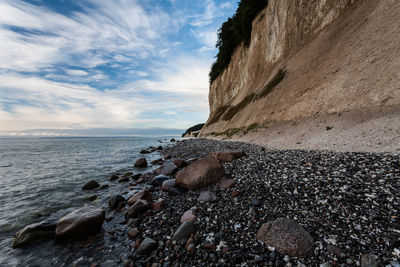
top-left (200, 0), bottom-right (400, 147)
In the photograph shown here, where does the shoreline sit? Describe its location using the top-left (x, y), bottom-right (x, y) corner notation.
top-left (10, 138), bottom-right (400, 266)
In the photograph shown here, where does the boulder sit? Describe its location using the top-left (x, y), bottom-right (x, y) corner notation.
top-left (161, 179), bottom-right (176, 191)
top-left (55, 207), bottom-right (105, 240)
top-left (156, 146), bottom-right (163, 150)
top-left (151, 158), bottom-right (163, 165)
top-left (100, 184), bottom-right (109, 190)
top-left (180, 209), bottom-right (197, 223)
top-left (81, 180), bottom-right (100, 190)
top-left (137, 238), bottom-right (157, 255)
top-left (210, 151), bottom-right (246, 162)
top-left (13, 218), bottom-right (57, 248)
top-left (149, 175), bottom-right (170, 186)
top-left (125, 200), bottom-right (150, 219)
top-left (172, 221), bottom-right (195, 242)
top-left (140, 149), bottom-right (150, 154)
top-left (170, 138), bottom-right (176, 142)
top-left (109, 174), bottom-right (119, 181)
top-left (127, 189), bottom-right (152, 206)
top-left (219, 179), bottom-right (236, 189)
top-left (160, 162), bottom-right (178, 176)
top-left (108, 195), bottom-right (126, 210)
top-left (257, 218), bottom-right (314, 257)
top-left (175, 156), bottom-right (225, 190)
top-left (119, 172), bottom-right (133, 182)
top-left (128, 228), bottom-right (139, 240)
top-left (134, 158), bottom-right (147, 168)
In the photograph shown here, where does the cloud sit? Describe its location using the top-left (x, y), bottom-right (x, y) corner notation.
top-left (66, 69), bottom-right (89, 76)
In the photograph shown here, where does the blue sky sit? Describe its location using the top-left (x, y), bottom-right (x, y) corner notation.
top-left (0, 0), bottom-right (237, 135)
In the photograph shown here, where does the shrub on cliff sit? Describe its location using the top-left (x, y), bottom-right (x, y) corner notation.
top-left (209, 0), bottom-right (269, 84)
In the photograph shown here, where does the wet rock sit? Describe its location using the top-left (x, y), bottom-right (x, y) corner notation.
top-left (137, 238), bottom-right (157, 255)
top-left (197, 191), bottom-right (217, 202)
top-left (231, 190), bottom-right (241, 198)
top-left (172, 221), bottom-right (195, 242)
top-left (149, 175), bottom-right (170, 186)
top-left (164, 155), bottom-right (172, 160)
top-left (100, 184), bottom-right (109, 190)
top-left (361, 254), bottom-right (378, 267)
top-left (81, 180), bottom-right (100, 190)
top-left (257, 218), bottom-right (314, 257)
top-left (161, 179), bottom-right (176, 191)
top-left (180, 209), bottom-right (197, 223)
top-left (160, 162), bottom-right (178, 176)
top-left (219, 178), bottom-right (236, 189)
top-left (128, 228), bottom-right (139, 240)
top-left (173, 159), bottom-right (187, 168)
top-left (152, 199), bottom-right (165, 211)
top-left (131, 173), bottom-right (141, 180)
top-left (176, 156), bottom-right (225, 190)
top-left (127, 189), bottom-right (152, 206)
top-left (170, 138), bottom-right (176, 142)
top-left (134, 158), bottom-right (148, 168)
top-left (140, 149), bottom-right (150, 154)
top-left (118, 176), bottom-right (130, 183)
top-left (157, 146), bottom-right (163, 150)
top-left (86, 195), bottom-right (98, 201)
top-left (109, 174), bottom-right (119, 181)
top-left (55, 206), bottom-right (105, 240)
top-left (108, 195), bottom-right (126, 210)
top-left (125, 200), bottom-right (150, 219)
top-left (209, 151), bottom-right (246, 162)
top-left (13, 218), bottom-right (57, 248)
top-left (151, 158), bottom-right (163, 165)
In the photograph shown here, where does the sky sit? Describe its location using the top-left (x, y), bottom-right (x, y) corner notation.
top-left (0, 0), bottom-right (237, 136)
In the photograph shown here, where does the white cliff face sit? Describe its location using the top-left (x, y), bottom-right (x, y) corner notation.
top-left (201, 0), bottom-right (400, 135)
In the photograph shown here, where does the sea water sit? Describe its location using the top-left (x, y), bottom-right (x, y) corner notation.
top-left (0, 136), bottom-right (176, 266)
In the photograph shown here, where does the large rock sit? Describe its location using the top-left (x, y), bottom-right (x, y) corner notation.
top-left (161, 179), bottom-right (176, 191)
top-left (175, 156), bottom-right (225, 190)
top-left (108, 195), bottom-right (126, 210)
top-left (172, 221), bottom-right (195, 242)
top-left (125, 200), bottom-right (150, 219)
top-left (81, 180), bottom-right (100, 190)
top-left (180, 209), bottom-right (197, 223)
top-left (210, 151), bottom-right (246, 162)
top-left (127, 189), bottom-right (152, 206)
top-left (149, 175), bottom-right (170, 186)
top-left (13, 218), bottom-right (57, 248)
top-left (137, 238), bottom-right (157, 255)
top-left (160, 162), bottom-right (178, 176)
top-left (134, 158), bottom-right (148, 168)
top-left (257, 218), bottom-right (314, 257)
top-left (55, 207), bottom-right (105, 240)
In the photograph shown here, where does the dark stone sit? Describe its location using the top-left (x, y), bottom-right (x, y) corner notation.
top-left (13, 218), bottom-right (57, 248)
top-left (251, 198), bottom-right (261, 207)
top-left (131, 173), bottom-right (141, 180)
top-left (109, 174), bottom-right (119, 181)
top-left (128, 228), bottom-right (139, 240)
top-left (108, 195), bottom-right (126, 210)
top-left (164, 155), bottom-right (172, 160)
top-left (152, 199), bottom-right (165, 211)
top-left (172, 222), bottom-right (195, 242)
top-left (157, 146), bottom-right (163, 150)
top-left (160, 162), bottom-right (178, 176)
top-left (170, 138), bottom-right (176, 142)
top-left (125, 200), bottom-right (150, 219)
top-left (173, 159), bottom-right (187, 168)
top-left (257, 218), bottom-right (314, 257)
top-left (327, 244), bottom-right (344, 257)
top-left (231, 190), bottom-right (241, 198)
top-left (149, 175), bottom-right (170, 186)
top-left (137, 238), bottom-right (157, 255)
top-left (100, 184), bottom-right (109, 190)
top-left (140, 149), bottom-right (150, 154)
top-left (55, 207), bottom-right (105, 240)
top-left (134, 158), bottom-right (148, 168)
top-left (81, 180), bottom-right (100, 190)
top-left (127, 189), bottom-right (152, 206)
top-left (151, 158), bottom-right (163, 165)
top-left (86, 195), bottom-right (98, 201)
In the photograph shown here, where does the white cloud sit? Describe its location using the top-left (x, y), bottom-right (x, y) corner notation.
top-left (65, 69), bottom-right (89, 76)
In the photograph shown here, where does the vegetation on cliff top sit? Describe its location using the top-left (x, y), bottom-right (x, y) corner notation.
top-left (182, 123), bottom-right (205, 137)
top-left (209, 0), bottom-right (269, 84)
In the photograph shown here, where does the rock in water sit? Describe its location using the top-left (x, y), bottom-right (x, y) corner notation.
top-left (175, 156), bottom-right (225, 190)
top-left (108, 195), bottom-right (126, 210)
top-left (81, 180), bottom-right (100, 190)
top-left (257, 218), bottom-right (314, 257)
top-left (172, 221), bottom-right (195, 242)
top-left (13, 218), bottom-right (57, 248)
top-left (127, 189), bottom-right (152, 206)
top-left (134, 158), bottom-right (148, 168)
top-left (55, 207), bottom-right (105, 240)
top-left (210, 151), bottom-right (246, 162)
top-left (137, 238), bottom-right (157, 255)
top-left (109, 174), bottom-right (118, 181)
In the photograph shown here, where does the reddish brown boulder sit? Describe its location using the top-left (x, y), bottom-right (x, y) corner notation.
top-left (209, 151), bottom-right (246, 162)
top-left (219, 179), bottom-right (236, 189)
top-left (152, 199), bottom-right (165, 211)
top-left (180, 209), bottom-right (197, 223)
top-left (127, 190), bottom-right (152, 206)
top-left (55, 207), bottom-right (105, 240)
top-left (125, 200), bottom-right (150, 219)
top-left (128, 228), bottom-right (139, 240)
top-left (175, 156), bottom-right (225, 190)
top-left (257, 218), bottom-right (314, 257)
top-left (134, 158), bottom-right (147, 168)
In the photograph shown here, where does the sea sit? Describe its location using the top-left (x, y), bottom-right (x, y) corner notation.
top-left (0, 136), bottom-right (178, 266)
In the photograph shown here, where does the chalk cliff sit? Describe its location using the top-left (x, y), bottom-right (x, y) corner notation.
top-left (200, 0), bottom-right (400, 139)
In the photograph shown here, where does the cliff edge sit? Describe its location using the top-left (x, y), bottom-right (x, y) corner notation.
top-left (200, 0), bottom-right (400, 152)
